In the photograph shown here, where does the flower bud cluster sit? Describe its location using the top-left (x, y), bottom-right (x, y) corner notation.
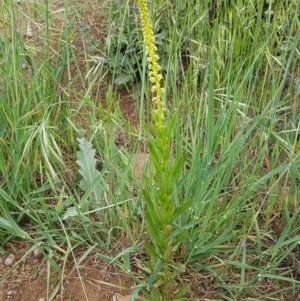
top-left (138, 0), bottom-right (165, 128)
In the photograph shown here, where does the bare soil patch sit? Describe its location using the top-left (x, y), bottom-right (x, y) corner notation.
top-left (0, 241), bottom-right (133, 301)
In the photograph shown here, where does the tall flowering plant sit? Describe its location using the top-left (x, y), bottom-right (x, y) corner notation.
top-left (137, 1), bottom-right (191, 300)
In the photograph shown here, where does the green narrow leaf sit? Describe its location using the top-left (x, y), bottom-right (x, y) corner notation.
top-left (172, 199), bottom-right (193, 221)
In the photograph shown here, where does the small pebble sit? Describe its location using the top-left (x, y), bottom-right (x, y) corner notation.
top-left (55, 294), bottom-right (63, 301)
top-left (38, 298), bottom-right (45, 301)
top-left (4, 254), bottom-right (15, 266)
top-left (7, 290), bottom-right (17, 298)
top-left (33, 248), bottom-right (42, 258)
top-left (26, 25), bottom-right (33, 38)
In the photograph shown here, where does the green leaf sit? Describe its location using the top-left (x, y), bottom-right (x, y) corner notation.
top-left (172, 199), bottom-right (193, 222)
top-left (114, 73), bottom-right (134, 86)
top-left (76, 137), bottom-right (103, 209)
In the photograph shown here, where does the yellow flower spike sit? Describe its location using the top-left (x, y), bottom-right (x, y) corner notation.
top-left (137, 0), bottom-right (164, 129)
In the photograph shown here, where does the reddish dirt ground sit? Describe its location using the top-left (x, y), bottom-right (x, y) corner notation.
top-left (0, 241), bottom-right (222, 301)
top-left (0, 241), bottom-right (134, 301)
